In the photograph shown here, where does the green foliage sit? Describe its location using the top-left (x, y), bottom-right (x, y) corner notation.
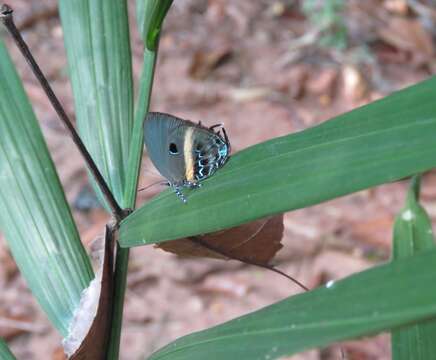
top-left (1, 1), bottom-right (436, 359)
top-left (58, 0), bottom-right (134, 207)
top-left (0, 39), bottom-right (93, 336)
top-left (302, 0), bottom-right (348, 49)
top-left (0, 338), bottom-right (16, 360)
top-left (149, 249), bottom-right (436, 359)
top-left (120, 77), bottom-right (436, 246)
top-left (391, 176), bottom-right (436, 359)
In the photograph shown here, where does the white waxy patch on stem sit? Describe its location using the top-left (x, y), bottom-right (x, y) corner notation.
top-left (401, 209), bottom-right (414, 222)
top-left (326, 280), bottom-right (335, 289)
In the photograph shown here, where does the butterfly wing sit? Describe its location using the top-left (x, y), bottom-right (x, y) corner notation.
top-left (144, 112), bottom-right (187, 185)
top-left (191, 128), bottom-right (230, 182)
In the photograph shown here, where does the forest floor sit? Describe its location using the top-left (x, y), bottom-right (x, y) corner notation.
top-left (1, 1), bottom-right (436, 359)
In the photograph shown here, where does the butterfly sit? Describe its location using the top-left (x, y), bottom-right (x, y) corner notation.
top-left (144, 112), bottom-right (230, 203)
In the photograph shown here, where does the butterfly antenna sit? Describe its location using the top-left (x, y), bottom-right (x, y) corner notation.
top-left (221, 126), bottom-right (231, 153)
top-left (138, 180), bottom-right (169, 192)
top-left (209, 123), bottom-right (223, 131)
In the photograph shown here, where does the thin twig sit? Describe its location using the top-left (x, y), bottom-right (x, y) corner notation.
top-left (0, 4), bottom-right (125, 221)
top-left (189, 236), bottom-right (310, 291)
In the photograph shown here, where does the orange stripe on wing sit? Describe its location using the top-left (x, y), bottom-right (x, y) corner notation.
top-left (184, 127), bottom-right (195, 181)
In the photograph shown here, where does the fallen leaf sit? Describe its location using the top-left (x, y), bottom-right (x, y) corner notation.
top-left (285, 64), bottom-right (309, 99)
top-left (421, 170), bottom-right (436, 200)
top-left (383, 0), bottom-right (409, 15)
top-left (350, 215), bottom-right (394, 250)
top-left (378, 17), bottom-right (434, 65)
top-left (0, 243), bottom-right (18, 282)
top-left (342, 65), bottom-right (368, 102)
top-left (227, 87), bottom-right (274, 103)
top-left (188, 46), bottom-right (233, 80)
top-left (306, 68), bottom-right (338, 97)
top-left (64, 226), bottom-right (115, 359)
top-left (157, 215), bottom-right (284, 265)
top-left (196, 276), bottom-right (250, 298)
top-left (0, 312), bottom-right (34, 340)
top-left (17, 4), bottom-right (59, 31)
top-left (52, 346), bottom-right (67, 360)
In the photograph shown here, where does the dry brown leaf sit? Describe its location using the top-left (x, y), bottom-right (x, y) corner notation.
top-left (188, 46), bottom-right (233, 80)
top-left (306, 68), bottom-right (338, 97)
top-left (157, 214), bottom-right (284, 265)
top-left (66, 226), bottom-right (115, 359)
top-left (342, 65), bottom-right (368, 102)
top-left (378, 17), bottom-right (434, 65)
top-left (383, 0), bottom-right (409, 15)
top-left (0, 312), bottom-right (33, 340)
top-left (0, 244), bottom-right (18, 282)
top-left (52, 346), bottom-right (67, 360)
top-left (421, 170), bottom-right (436, 200)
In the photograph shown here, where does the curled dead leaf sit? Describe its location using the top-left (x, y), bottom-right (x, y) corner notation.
top-left (188, 46), bottom-right (233, 80)
top-left (157, 215), bottom-right (284, 264)
top-left (378, 17), bottom-right (434, 65)
top-left (64, 226), bottom-right (115, 359)
top-left (157, 215), bottom-right (308, 290)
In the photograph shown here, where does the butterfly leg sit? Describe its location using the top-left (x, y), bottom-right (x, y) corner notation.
top-left (172, 185), bottom-right (187, 204)
top-left (184, 180), bottom-right (202, 189)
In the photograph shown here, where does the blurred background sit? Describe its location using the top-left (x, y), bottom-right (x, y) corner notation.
top-left (1, 0), bottom-right (436, 359)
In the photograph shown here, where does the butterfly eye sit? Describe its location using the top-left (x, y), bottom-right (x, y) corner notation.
top-left (169, 143), bottom-right (179, 155)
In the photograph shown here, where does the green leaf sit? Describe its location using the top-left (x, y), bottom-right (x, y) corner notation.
top-left (391, 175), bottom-right (436, 360)
top-left (0, 40), bottom-right (93, 336)
top-left (58, 0), bottom-right (134, 207)
top-left (123, 49), bottom-right (156, 207)
top-left (120, 77), bottom-right (436, 247)
top-left (392, 175), bottom-right (435, 257)
top-left (0, 338), bottom-right (16, 360)
top-left (149, 249), bottom-right (436, 360)
top-left (136, 0), bottom-right (173, 48)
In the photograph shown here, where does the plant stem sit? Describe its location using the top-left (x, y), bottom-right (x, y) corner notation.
top-left (0, 4), bottom-right (125, 221)
top-left (108, 48), bottom-right (157, 359)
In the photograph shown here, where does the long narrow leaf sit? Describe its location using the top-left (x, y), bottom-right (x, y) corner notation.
top-left (120, 77), bottom-right (436, 246)
top-left (112, 24), bottom-right (157, 360)
top-left (124, 0), bottom-right (173, 207)
top-left (150, 249), bottom-right (436, 360)
top-left (123, 49), bottom-right (156, 207)
top-left (391, 175), bottom-right (436, 359)
top-left (58, 0), bottom-right (134, 206)
top-left (0, 338), bottom-right (16, 360)
top-left (0, 40), bottom-right (93, 336)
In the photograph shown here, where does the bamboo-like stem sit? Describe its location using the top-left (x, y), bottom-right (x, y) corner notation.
top-left (108, 48), bottom-right (158, 360)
